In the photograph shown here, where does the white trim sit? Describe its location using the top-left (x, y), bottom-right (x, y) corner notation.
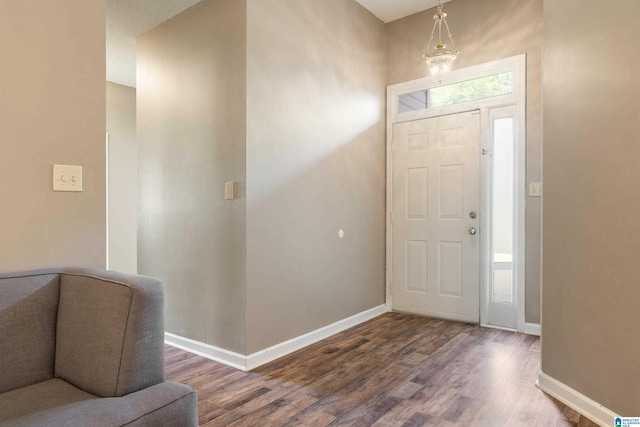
top-left (524, 322), bottom-right (540, 336)
top-left (536, 372), bottom-right (619, 427)
top-left (385, 86), bottom-right (395, 311)
top-left (514, 55), bottom-right (527, 333)
top-left (395, 307), bottom-right (478, 325)
top-left (165, 304), bottom-right (388, 371)
top-left (481, 322), bottom-right (540, 336)
top-left (245, 304), bottom-right (388, 370)
top-left (480, 323), bottom-right (516, 333)
top-left (105, 132), bottom-right (110, 270)
top-left (165, 332), bottom-right (247, 371)
top-left (386, 54), bottom-right (528, 332)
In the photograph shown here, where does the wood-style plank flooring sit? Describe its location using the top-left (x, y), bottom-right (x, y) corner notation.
top-left (165, 313), bottom-right (598, 426)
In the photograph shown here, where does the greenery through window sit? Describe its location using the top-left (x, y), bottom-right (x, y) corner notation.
top-left (398, 72), bottom-right (513, 114)
top-left (429, 72), bottom-right (513, 107)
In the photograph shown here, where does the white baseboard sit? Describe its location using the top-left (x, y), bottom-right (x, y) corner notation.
top-left (164, 332), bottom-right (246, 371)
top-left (524, 322), bottom-right (541, 336)
top-left (536, 371), bottom-right (619, 427)
top-left (245, 304), bottom-right (388, 370)
top-left (165, 304), bottom-right (388, 371)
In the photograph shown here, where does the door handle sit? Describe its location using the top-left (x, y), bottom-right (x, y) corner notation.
top-left (468, 227), bottom-right (477, 235)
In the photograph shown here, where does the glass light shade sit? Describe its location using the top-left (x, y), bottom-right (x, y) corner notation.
top-left (425, 49), bottom-right (458, 83)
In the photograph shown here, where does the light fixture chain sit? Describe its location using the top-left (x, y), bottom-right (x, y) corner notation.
top-left (443, 18), bottom-right (458, 53)
top-left (425, 12), bottom-right (438, 53)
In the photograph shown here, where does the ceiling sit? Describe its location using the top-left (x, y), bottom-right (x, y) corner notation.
top-left (106, 0), bottom-right (449, 87)
top-left (354, 0), bottom-right (448, 23)
top-left (106, 0), bottom-right (203, 87)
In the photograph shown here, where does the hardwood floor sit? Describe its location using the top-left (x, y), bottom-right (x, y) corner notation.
top-left (165, 313), bottom-right (598, 426)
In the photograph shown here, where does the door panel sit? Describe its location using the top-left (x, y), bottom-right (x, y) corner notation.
top-left (439, 164), bottom-right (463, 219)
top-left (406, 240), bottom-right (428, 293)
top-left (391, 111), bottom-right (480, 322)
top-left (406, 168), bottom-right (429, 220)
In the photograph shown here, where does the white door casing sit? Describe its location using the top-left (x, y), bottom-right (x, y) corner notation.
top-left (386, 55), bottom-right (527, 332)
top-left (391, 111), bottom-right (480, 322)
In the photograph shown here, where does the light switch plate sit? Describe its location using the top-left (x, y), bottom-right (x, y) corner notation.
top-left (529, 182), bottom-right (542, 197)
top-left (53, 164), bottom-right (82, 192)
top-left (225, 182), bottom-right (235, 200)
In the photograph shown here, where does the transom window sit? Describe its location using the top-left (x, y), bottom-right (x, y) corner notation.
top-left (398, 72), bottom-right (513, 114)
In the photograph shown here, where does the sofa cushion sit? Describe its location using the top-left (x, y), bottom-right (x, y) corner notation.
top-left (0, 274), bottom-right (59, 394)
top-left (0, 378), bottom-right (95, 424)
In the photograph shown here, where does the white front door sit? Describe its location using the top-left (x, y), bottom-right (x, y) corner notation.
top-left (391, 111), bottom-right (480, 323)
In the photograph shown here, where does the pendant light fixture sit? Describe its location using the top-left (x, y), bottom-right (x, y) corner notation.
top-left (423, 0), bottom-right (459, 83)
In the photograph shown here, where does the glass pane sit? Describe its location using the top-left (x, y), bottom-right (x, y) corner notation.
top-left (429, 72), bottom-right (513, 108)
top-left (396, 72), bottom-right (513, 115)
top-left (492, 117), bottom-right (514, 304)
top-left (398, 90), bottom-right (428, 113)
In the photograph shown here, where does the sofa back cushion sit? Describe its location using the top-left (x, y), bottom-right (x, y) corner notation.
top-left (55, 270), bottom-right (165, 397)
top-left (0, 273), bottom-right (60, 394)
top-left (55, 274), bottom-right (132, 397)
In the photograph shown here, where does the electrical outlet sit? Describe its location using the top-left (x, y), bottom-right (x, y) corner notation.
top-left (53, 164), bottom-right (82, 192)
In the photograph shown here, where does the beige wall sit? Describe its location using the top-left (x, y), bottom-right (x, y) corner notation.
top-left (386, 0), bottom-right (543, 323)
top-left (137, 0), bottom-right (247, 353)
top-left (107, 82), bottom-right (137, 274)
top-left (137, 0), bottom-right (386, 355)
top-left (245, 0), bottom-right (387, 353)
top-left (542, 0), bottom-right (640, 415)
top-left (0, 0), bottom-right (106, 273)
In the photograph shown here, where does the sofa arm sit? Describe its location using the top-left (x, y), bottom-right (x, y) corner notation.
top-left (121, 382), bottom-right (198, 427)
top-left (3, 381), bottom-right (198, 427)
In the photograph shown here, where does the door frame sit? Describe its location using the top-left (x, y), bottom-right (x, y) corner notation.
top-left (386, 54), bottom-right (527, 332)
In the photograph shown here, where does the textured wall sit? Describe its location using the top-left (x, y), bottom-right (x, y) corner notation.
top-left (245, 0), bottom-right (387, 353)
top-left (137, 0), bottom-right (247, 353)
top-left (0, 0), bottom-right (106, 272)
top-left (386, 0), bottom-right (543, 323)
top-left (542, 0), bottom-right (640, 415)
top-left (107, 82), bottom-right (137, 274)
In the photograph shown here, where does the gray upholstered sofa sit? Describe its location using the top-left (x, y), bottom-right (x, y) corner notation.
top-left (0, 268), bottom-right (198, 427)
